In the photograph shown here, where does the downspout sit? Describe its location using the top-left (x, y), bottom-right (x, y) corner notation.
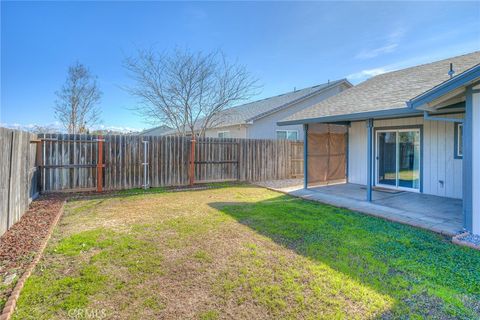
top-left (142, 140), bottom-right (149, 190)
top-left (345, 128), bottom-right (349, 182)
top-left (304, 124), bottom-right (308, 189)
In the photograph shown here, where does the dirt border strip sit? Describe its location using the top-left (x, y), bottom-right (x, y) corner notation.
top-left (0, 200), bottom-right (66, 320)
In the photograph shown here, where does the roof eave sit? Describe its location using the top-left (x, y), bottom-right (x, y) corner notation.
top-left (408, 64), bottom-right (480, 110)
top-left (278, 107), bottom-right (424, 126)
top-left (246, 79), bottom-right (351, 123)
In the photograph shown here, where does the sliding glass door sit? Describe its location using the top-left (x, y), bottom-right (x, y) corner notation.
top-left (376, 129), bottom-right (421, 191)
top-left (377, 131), bottom-right (397, 187)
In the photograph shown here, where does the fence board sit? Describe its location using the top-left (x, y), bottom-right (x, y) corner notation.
top-left (0, 128), bottom-right (39, 236)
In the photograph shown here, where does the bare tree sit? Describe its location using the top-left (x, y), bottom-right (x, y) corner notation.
top-left (30, 124), bottom-right (60, 134)
top-left (54, 62), bottom-right (102, 134)
top-left (123, 48), bottom-right (259, 137)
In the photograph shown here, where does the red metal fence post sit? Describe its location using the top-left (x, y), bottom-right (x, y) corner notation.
top-left (189, 138), bottom-right (196, 186)
top-left (97, 135), bottom-right (103, 192)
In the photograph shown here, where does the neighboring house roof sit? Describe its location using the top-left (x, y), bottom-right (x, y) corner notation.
top-left (140, 125), bottom-right (173, 136)
top-left (161, 79), bottom-right (351, 135)
top-left (212, 79), bottom-right (351, 127)
top-left (280, 51), bottom-right (480, 125)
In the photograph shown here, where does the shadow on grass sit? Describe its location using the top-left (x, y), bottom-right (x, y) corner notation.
top-left (210, 194), bottom-right (480, 319)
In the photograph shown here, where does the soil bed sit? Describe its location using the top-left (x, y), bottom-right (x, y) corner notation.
top-left (0, 194), bottom-right (65, 310)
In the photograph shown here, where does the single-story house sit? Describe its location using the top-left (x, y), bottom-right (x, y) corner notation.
top-left (279, 51), bottom-right (480, 235)
top-left (139, 125), bottom-right (173, 136)
top-left (159, 79), bottom-right (352, 140)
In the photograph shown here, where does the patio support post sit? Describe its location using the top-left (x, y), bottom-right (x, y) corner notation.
top-left (463, 84), bottom-right (480, 234)
top-left (304, 124), bottom-right (308, 189)
top-left (473, 87), bottom-right (480, 235)
top-left (366, 119), bottom-right (374, 202)
top-left (463, 86), bottom-right (473, 232)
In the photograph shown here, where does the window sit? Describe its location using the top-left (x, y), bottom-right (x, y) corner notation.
top-left (455, 123), bottom-right (463, 159)
top-left (218, 131), bottom-right (230, 138)
top-left (276, 130), bottom-right (298, 141)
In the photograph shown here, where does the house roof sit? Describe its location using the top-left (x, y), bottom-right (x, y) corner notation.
top-left (207, 79), bottom-right (350, 128)
top-left (140, 125), bottom-right (173, 135)
top-left (160, 78), bottom-right (351, 135)
top-left (279, 51), bottom-right (480, 125)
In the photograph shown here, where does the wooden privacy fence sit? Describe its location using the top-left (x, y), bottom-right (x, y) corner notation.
top-left (38, 134), bottom-right (304, 192)
top-left (290, 141), bottom-right (304, 178)
top-left (0, 128), bottom-right (40, 235)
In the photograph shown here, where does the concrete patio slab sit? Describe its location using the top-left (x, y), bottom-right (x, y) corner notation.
top-left (260, 181), bottom-right (463, 237)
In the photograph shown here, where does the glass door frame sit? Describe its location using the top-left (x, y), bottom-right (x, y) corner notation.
top-left (375, 127), bottom-right (422, 192)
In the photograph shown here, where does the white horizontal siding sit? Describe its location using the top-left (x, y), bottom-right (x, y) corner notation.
top-left (348, 115), bottom-right (463, 199)
top-left (204, 124), bottom-right (247, 138)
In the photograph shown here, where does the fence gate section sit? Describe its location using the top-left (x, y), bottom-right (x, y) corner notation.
top-left (38, 134), bottom-right (103, 192)
top-left (290, 141), bottom-right (304, 178)
top-left (193, 138), bottom-right (239, 183)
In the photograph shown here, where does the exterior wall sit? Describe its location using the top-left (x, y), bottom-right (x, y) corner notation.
top-left (472, 90), bottom-right (480, 234)
top-left (348, 121), bottom-right (368, 185)
top-left (248, 83), bottom-right (350, 140)
top-left (348, 114), bottom-right (464, 199)
top-left (203, 124), bottom-right (248, 138)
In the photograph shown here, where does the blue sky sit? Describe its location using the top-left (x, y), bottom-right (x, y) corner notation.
top-left (1, 1), bottom-right (479, 131)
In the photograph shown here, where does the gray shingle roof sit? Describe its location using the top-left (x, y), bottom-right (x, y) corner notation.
top-left (282, 51), bottom-right (480, 123)
top-left (211, 79), bottom-right (350, 126)
top-left (203, 79), bottom-right (349, 128)
top-left (161, 79), bottom-right (350, 135)
top-left (140, 125), bottom-right (172, 135)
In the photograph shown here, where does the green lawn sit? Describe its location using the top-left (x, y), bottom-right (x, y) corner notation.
top-left (12, 184), bottom-right (480, 319)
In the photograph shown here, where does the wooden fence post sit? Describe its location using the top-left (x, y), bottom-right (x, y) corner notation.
top-left (97, 135), bottom-right (103, 192)
top-left (189, 138), bottom-right (196, 186)
top-left (30, 139), bottom-right (43, 193)
top-left (37, 140), bottom-right (43, 192)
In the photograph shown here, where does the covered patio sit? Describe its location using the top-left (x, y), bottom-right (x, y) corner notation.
top-left (275, 53), bottom-right (480, 238)
top-left (261, 181), bottom-right (463, 236)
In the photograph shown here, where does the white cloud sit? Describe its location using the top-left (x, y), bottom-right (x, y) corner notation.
top-left (355, 43), bottom-right (398, 60)
top-left (95, 124), bottom-right (142, 133)
top-left (1, 122), bottom-right (41, 130)
top-left (347, 67), bottom-right (389, 81)
top-left (1, 122), bottom-right (142, 133)
top-left (355, 28), bottom-right (406, 60)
